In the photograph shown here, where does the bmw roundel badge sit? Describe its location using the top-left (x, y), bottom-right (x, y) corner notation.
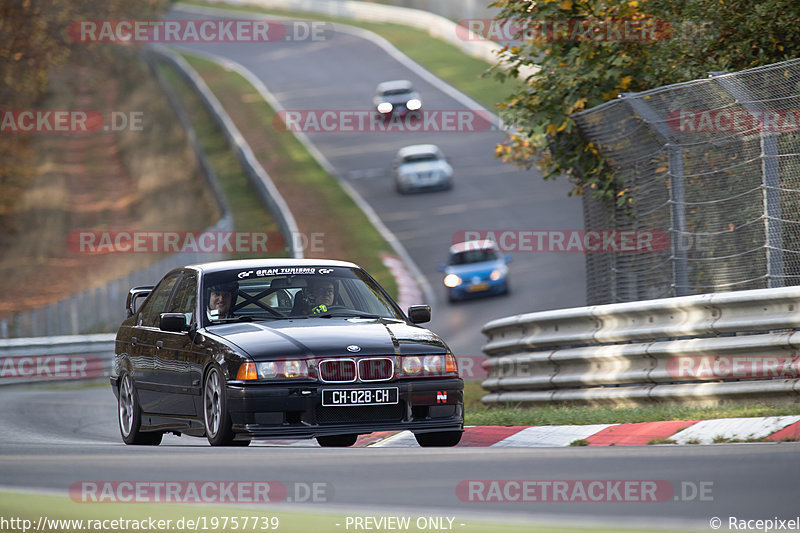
top-left (346, 345), bottom-right (361, 353)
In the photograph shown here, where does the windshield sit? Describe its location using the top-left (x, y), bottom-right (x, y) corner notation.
top-left (201, 265), bottom-right (405, 325)
top-left (380, 88), bottom-right (412, 97)
top-left (450, 249), bottom-right (499, 266)
top-left (402, 153), bottom-right (439, 164)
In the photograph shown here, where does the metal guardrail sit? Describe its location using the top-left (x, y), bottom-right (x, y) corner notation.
top-left (0, 334), bottom-right (116, 385)
top-left (481, 287), bottom-right (800, 405)
top-left (0, 225), bottom-right (232, 340)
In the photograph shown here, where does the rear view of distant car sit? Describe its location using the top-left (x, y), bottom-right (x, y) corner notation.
top-left (393, 144), bottom-right (453, 194)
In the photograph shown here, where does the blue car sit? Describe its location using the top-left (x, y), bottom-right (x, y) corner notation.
top-left (439, 241), bottom-right (511, 302)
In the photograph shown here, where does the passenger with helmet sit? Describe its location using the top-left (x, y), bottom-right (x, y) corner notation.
top-left (206, 281), bottom-right (238, 320)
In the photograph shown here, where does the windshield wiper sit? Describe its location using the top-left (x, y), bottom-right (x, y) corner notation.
top-left (208, 316), bottom-right (256, 324)
top-left (316, 312), bottom-right (396, 320)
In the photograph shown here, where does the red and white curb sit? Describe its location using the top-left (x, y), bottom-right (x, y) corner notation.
top-left (365, 416), bottom-right (800, 447)
top-left (249, 416), bottom-right (800, 447)
top-left (381, 253), bottom-right (423, 311)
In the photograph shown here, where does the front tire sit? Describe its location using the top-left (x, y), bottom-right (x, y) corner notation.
top-left (118, 373), bottom-right (162, 445)
top-left (317, 434), bottom-right (358, 447)
top-left (204, 365), bottom-right (238, 446)
top-left (415, 431), bottom-right (462, 447)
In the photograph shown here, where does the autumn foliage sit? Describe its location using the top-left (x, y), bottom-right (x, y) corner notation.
top-left (489, 0), bottom-right (800, 203)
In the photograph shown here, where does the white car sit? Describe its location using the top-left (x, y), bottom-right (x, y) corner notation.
top-left (373, 80), bottom-right (422, 116)
top-left (393, 144), bottom-right (454, 194)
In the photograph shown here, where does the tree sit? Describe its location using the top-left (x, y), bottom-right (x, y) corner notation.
top-left (489, 0), bottom-right (800, 204)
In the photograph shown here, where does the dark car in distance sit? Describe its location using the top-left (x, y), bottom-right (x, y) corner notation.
top-left (111, 259), bottom-right (464, 447)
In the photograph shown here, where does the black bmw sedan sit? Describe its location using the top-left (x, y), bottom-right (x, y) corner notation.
top-left (111, 259), bottom-right (464, 447)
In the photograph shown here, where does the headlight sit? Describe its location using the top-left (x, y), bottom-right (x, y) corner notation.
top-left (490, 264), bottom-right (509, 281)
top-left (406, 98), bottom-right (421, 110)
top-left (397, 354), bottom-right (458, 378)
top-left (443, 274), bottom-right (462, 288)
top-left (401, 356), bottom-right (422, 375)
top-left (256, 360), bottom-right (309, 379)
top-left (377, 102), bottom-right (393, 114)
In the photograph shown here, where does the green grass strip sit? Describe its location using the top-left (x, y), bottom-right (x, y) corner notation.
top-left (463, 381), bottom-right (800, 426)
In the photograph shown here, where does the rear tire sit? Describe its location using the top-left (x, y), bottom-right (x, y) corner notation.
top-left (317, 434), bottom-right (358, 447)
top-left (415, 431), bottom-right (462, 447)
top-left (118, 373), bottom-right (162, 446)
top-left (204, 365), bottom-right (238, 446)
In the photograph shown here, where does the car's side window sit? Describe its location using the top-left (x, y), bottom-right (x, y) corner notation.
top-left (139, 272), bottom-right (181, 328)
top-left (167, 271), bottom-right (198, 326)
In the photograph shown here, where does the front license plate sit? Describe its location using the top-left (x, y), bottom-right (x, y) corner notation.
top-left (322, 388), bottom-right (399, 407)
top-left (468, 283), bottom-right (490, 292)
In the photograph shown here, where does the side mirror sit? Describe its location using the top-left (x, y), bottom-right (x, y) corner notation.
top-left (407, 305), bottom-right (431, 324)
top-left (160, 313), bottom-right (188, 332)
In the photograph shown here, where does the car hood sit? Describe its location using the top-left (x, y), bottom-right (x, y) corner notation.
top-left (446, 260), bottom-right (504, 278)
top-left (205, 318), bottom-right (448, 360)
top-left (375, 93), bottom-right (418, 105)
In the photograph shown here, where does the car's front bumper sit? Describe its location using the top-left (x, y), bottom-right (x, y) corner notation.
top-left (226, 378), bottom-right (463, 439)
top-left (377, 105), bottom-right (420, 117)
top-left (448, 277), bottom-right (508, 300)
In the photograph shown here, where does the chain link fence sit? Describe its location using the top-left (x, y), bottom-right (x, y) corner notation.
top-left (573, 58), bottom-right (800, 304)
